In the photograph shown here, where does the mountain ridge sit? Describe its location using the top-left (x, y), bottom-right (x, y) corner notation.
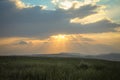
top-left (31, 53), bottom-right (120, 61)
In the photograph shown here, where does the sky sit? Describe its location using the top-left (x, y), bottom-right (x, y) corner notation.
top-left (0, 0), bottom-right (120, 55)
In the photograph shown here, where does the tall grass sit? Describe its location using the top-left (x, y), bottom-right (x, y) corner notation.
top-left (0, 56), bottom-right (120, 80)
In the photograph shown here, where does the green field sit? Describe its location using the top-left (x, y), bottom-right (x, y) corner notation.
top-left (0, 56), bottom-right (120, 80)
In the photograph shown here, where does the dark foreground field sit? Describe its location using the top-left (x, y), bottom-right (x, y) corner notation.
top-left (0, 56), bottom-right (120, 80)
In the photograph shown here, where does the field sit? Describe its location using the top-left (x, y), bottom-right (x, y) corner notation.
top-left (0, 56), bottom-right (120, 80)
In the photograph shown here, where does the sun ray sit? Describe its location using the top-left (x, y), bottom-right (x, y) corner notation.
top-left (47, 34), bottom-right (70, 53)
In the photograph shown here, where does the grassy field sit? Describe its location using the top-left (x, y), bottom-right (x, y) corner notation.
top-left (0, 56), bottom-right (120, 80)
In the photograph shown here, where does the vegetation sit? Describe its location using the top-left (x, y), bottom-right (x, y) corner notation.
top-left (0, 56), bottom-right (120, 80)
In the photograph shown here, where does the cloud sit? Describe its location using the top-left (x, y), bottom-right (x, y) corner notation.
top-left (0, 0), bottom-right (120, 39)
top-left (0, 0), bottom-right (120, 55)
top-left (66, 4), bottom-right (102, 19)
top-left (70, 13), bottom-right (106, 25)
top-left (9, 0), bottom-right (47, 10)
top-left (39, 5), bottom-right (47, 10)
top-left (15, 40), bottom-right (29, 45)
top-left (10, 0), bottom-right (34, 9)
top-left (99, 0), bottom-right (120, 23)
top-left (52, 0), bottom-right (100, 10)
top-left (106, 5), bottom-right (120, 23)
top-left (114, 27), bottom-right (120, 32)
top-left (70, 5), bottom-right (107, 24)
top-left (0, 32), bottom-right (120, 55)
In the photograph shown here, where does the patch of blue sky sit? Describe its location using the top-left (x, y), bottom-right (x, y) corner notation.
top-left (21, 0), bottom-right (56, 10)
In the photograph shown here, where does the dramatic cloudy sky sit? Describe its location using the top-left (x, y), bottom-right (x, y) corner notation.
top-left (0, 0), bottom-right (120, 55)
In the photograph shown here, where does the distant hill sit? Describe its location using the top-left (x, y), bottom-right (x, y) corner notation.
top-left (32, 52), bottom-right (85, 58)
top-left (31, 53), bottom-right (120, 61)
top-left (92, 53), bottom-right (120, 61)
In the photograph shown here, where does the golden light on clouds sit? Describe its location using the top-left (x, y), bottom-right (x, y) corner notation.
top-left (10, 0), bottom-right (47, 10)
top-left (10, 0), bottom-right (32, 9)
top-left (52, 0), bottom-right (82, 10)
top-left (51, 0), bottom-right (100, 10)
top-left (114, 27), bottom-right (120, 32)
top-left (70, 5), bottom-right (108, 24)
top-left (70, 11), bottom-right (106, 24)
top-left (51, 34), bottom-right (68, 40)
top-left (59, 1), bottom-right (73, 10)
top-left (39, 5), bottom-right (47, 10)
top-left (47, 34), bottom-right (70, 53)
top-left (0, 32), bottom-right (120, 54)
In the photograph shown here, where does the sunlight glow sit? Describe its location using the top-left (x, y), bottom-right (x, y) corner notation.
top-left (1, 32), bottom-right (120, 54)
top-left (47, 34), bottom-right (69, 53)
top-left (51, 34), bottom-right (66, 40)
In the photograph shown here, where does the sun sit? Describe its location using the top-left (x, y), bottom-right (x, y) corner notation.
top-left (51, 34), bottom-right (67, 40)
top-left (56, 34), bottom-right (65, 39)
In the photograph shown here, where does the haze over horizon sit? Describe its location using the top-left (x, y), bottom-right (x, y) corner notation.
top-left (0, 0), bottom-right (120, 55)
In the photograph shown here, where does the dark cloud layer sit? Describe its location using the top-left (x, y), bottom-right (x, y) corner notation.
top-left (0, 0), bottom-right (120, 39)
